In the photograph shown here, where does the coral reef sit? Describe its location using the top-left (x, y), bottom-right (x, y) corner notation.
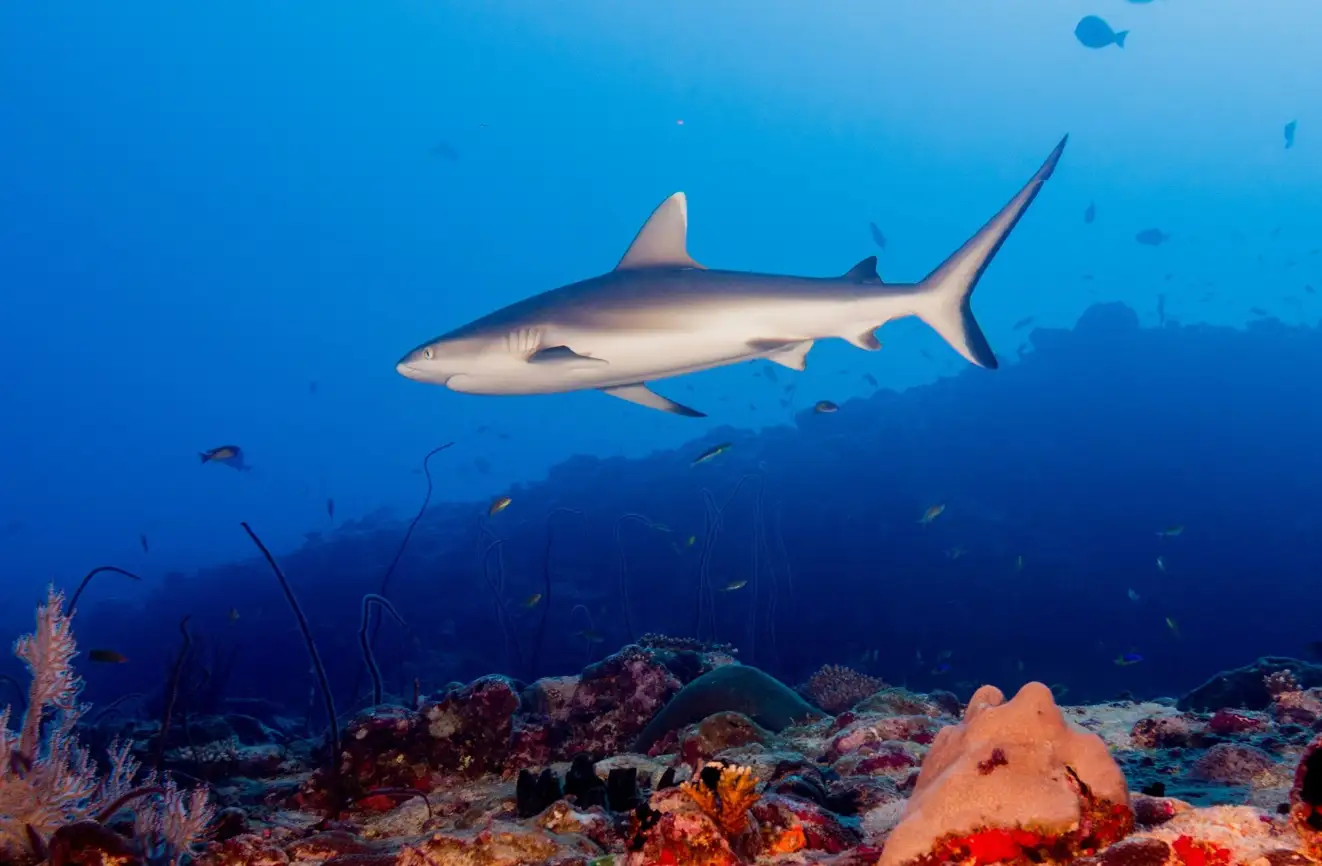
top-left (802, 665), bottom-right (887, 714)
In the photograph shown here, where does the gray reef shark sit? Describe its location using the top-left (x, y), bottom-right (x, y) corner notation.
top-left (397, 136), bottom-right (1068, 417)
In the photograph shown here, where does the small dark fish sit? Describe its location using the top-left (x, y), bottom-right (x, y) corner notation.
top-left (1135, 228), bottom-right (1170, 246)
top-left (1074, 15), bottom-right (1127, 49)
top-left (692, 443), bottom-right (732, 466)
top-left (1115, 651), bottom-right (1144, 666)
top-left (429, 140), bottom-right (460, 161)
top-left (1285, 120), bottom-right (1297, 150)
top-left (88, 649), bottom-right (128, 664)
top-left (139, 534), bottom-right (149, 554)
top-left (1084, 202), bottom-right (1095, 224)
top-left (863, 373), bottom-right (878, 387)
top-left (762, 364), bottom-right (779, 383)
top-left (326, 498), bottom-right (335, 519)
top-left (1012, 316), bottom-right (1035, 331)
top-left (228, 608), bottom-right (240, 624)
top-left (869, 222), bottom-right (887, 250)
top-left (522, 593), bottom-right (542, 608)
top-left (1250, 307), bottom-right (1268, 316)
top-left (199, 445), bottom-right (249, 471)
top-left (814, 400), bottom-right (838, 414)
top-left (1306, 285), bottom-right (1316, 294)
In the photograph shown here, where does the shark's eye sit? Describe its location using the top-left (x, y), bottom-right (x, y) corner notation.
top-left (423, 347), bottom-right (434, 360)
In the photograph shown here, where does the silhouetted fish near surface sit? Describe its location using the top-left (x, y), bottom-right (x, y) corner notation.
top-left (1135, 228), bottom-right (1170, 246)
top-left (199, 445), bottom-right (249, 471)
top-left (429, 140), bottom-right (460, 160)
top-left (869, 222), bottom-right (887, 250)
top-left (1075, 16), bottom-right (1127, 49)
top-left (396, 138), bottom-right (1069, 416)
top-left (1084, 201), bottom-right (1095, 223)
top-left (88, 649), bottom-right (128, 664)
top-left (1012, 316), bottom-right (1035, 331)
top-left (1285, 120), bottom-right (1297, 149)
top-left (139, 534), bottom-right (149, 553)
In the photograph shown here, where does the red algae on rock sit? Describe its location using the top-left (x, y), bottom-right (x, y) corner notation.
top-left (878, 682), bottom-right (1133, 866)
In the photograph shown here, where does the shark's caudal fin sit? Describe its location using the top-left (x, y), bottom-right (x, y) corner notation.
top-left (912, 135), bottom-right (1068, 369)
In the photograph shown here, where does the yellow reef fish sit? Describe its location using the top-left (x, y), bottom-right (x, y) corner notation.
top-left (919, 504), bottom-right (946, 525)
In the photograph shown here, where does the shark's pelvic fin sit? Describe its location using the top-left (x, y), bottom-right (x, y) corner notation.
top-left (913, 135), bottom-right (1069, 369)
top-left (528, 345), bottom-right (608, 367)
top-left (843, 256), bottom-right (882, 284)
top-left (748, 339), bottom-right (814, 370)
top-left (616, 192), bottom-right (705, 270)
top-left (843, 330), bottom-right (882, 351)
top-left (601, 382), bottom-right (706, 417)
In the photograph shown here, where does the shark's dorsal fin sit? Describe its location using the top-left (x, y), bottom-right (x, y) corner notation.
top-left (617, 193), bottom-right (704, 270)
top-left (843, 256), bottom-right (881, 284)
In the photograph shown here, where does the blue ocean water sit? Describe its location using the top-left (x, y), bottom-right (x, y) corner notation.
top-left (1, 2), bottom-right (1319, 714)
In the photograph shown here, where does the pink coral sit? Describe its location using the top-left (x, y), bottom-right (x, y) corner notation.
top-left (878, 682), bottom-right (1132, 866)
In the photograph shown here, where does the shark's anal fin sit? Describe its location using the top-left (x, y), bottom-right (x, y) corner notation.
top-left (616, 193), bottom-right (705, 270)
top-left (528, 345), bottom-right (608, 367)
top-left (601, 383), bottom-right (706, 417)
top-left (748, 339), bottom-right (814, 370)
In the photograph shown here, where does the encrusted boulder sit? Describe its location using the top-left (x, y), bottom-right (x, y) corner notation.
top-left (878, 682), bottom-right (1133, 866)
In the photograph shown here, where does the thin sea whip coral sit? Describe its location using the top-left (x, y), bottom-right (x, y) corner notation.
top-left (67, 565), bottom-right (142, 615)
top-left (358, 593), bottom-right (408, 707)
top-left (615, 512), bottom-right (666, 642)
top-left (240, 521), bottom-right (342, 810)
top-left (530, 507), bottom-right (586, 681)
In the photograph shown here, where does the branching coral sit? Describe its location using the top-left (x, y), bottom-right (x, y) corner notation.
top-left (0, 586), bottom-right (214, 865)
top-left (803, 664), bottom-right (885, 714)
top-left (681, 761), bottom-right (762, 836)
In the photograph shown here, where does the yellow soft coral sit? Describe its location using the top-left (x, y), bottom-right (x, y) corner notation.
top-left (681, 761), bottom-right (761, 836)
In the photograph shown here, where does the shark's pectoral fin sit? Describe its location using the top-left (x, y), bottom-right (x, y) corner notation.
top-left (842, 329), bottom-right (883, 351)
top-left (528, 345), bottom-right (609, 368)
top-left (748, 339), bottom-right (814, 371)
top-left (616, 193), bottom-right (705, 270)
top-left (601, 383), bottom-right (706, 417)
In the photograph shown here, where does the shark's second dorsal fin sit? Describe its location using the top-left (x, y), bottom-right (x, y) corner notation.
top-left (617, 193), bottom-right (704, 270)
top-left (843, 256), bottom-right (882, 284)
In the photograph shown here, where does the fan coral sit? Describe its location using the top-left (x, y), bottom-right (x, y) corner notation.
top-left (803, 664), bottom-right (886, 714)
top-left (0, 586), bottom-right (214, 865)
top-left (681, 761), bottom-right (762, 836)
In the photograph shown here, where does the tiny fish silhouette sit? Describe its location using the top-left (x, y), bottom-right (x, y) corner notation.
top-left (1135, 228), bottom-right (1170, 246)
top-left (139, 534), bottom-right (149, 553)
top-left (869, 222), bottom-right (887, 250)
top-left (1075, 16), bottom-right (1127, 49)
top-left (88, 649), bottom-right (128, 664)
top-left (1084, 201), bottom-right (1096, 223)
top-left (692, 443), bottom-right (732, 466)
top-left (429, 140), bottom-right (460, 161)
top-left (814, 400), bottom-right (838, 414)
top-left (1285, 120), bottom-right (1297, 149)
top-left (326, 498), bottom-right (335, 519)
top-left (489, 496), bottom-right (512, 516)
top-left (1012, 316), bottom-right (1035, 331)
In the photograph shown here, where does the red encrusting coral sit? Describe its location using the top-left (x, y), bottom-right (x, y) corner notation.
top-left (1171, 834), bottom-right (1233, 866)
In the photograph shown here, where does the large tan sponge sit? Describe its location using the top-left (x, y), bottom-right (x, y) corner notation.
top-left (879, 682), bottom-right (1130, 866)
